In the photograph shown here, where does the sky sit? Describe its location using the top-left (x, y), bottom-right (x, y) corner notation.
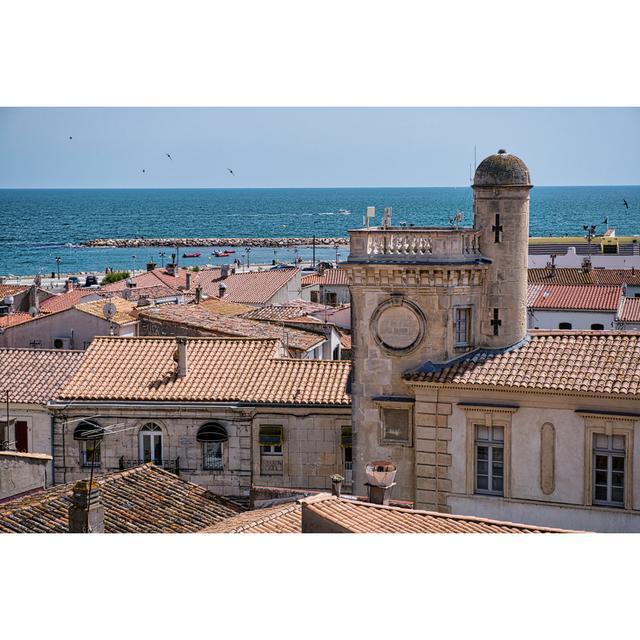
top-left (0, 107), bottom-right (638, 189)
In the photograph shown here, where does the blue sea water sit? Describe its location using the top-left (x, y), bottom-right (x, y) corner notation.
top-left (1, 186), bottom-right (639, 275)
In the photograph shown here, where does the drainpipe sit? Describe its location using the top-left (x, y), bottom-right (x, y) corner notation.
top-left (50, 414), bottom-right (56, 486)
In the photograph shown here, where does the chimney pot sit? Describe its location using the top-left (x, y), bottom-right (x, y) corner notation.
top-left (364, 460), bottom-right (397, 505)
top-left (68, 480), bottom-right (104, 533)
top-left (195, 284), bottom-right (203, 304)
top-left (330, 474), bottom-right (344, 498)
top-left (175, 337), bottom-right (188, 377)
top-left (218, 282), bottom-right (227, 298)
top-left (186, 272), bottom-right (192, 290)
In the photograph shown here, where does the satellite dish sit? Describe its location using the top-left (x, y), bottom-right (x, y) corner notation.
top-left (28, 306), bottom-right (39, 317)
top-left (103, 302), bottom-right (117, 319)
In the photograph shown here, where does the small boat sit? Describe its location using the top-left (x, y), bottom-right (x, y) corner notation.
top-left (182, 252), bottom-right (201, 258)
top-left (337, 209), bottom-right (351, 215)
top-left (214, 250), bottom-right (231, 257)
top-left (226, 249), bottom-right (236, 254)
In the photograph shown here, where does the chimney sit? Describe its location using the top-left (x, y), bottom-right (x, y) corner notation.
top-left (195, 284), bottom-right (203, 304)
top-left (582, 256), bottom-right (592, 273)
top-left (364, 460), bottom-right (397, 505)
top-left (146, 261), bottom-right (156, 272)
top-left (175, 337), bottom-right (188, 377)
top-left (221, 264), bottom-right (230, 279)
top-left (165, 263), bottom-right (176, 277)
top-left (218, 282), bottom-right (227, 298)
top-left (185, 272), bottom-right (192, 290)
top-left (65, 279), bottom-right (73, 292)
top-left (122, 287), bottom-right (131, 301)
top-left (29, 284), bottom-right (39, 313)
top-left (330, 474), bottom-right (344, 498)
top-left (68, 480), bottom-right (104, 533)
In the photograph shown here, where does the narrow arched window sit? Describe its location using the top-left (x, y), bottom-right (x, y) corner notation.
top-left (197, 423), bottom-right (228, 470)
top-left (74, 420), bottom-right (104, 467)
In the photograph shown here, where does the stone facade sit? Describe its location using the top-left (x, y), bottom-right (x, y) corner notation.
top-left (52, 403), bottom-right (351, 498)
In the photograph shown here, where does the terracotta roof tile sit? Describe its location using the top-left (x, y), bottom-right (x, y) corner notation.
top-left (202, 503), bottom-right (302, 533)
top-left (0, 312), bottom-right (34, 329)
top-left (302, 495), bottom-right (573, 533)
top-left (528, 268), bottom-right (640, 286)
top-left (75, 297), bottom-right (138, 325)
top-left (240, 300), bottom-right (336, 322)
top-left (0, 348), bottom-right (85, 404)
top-left (58, 336), bottom-right (351, 405)
top-left (405, 331), bottom-right (640, 397)
top-left (138, 304), bottom-right (324, 352)
top-left (39, 288), bottom-right (107, 314)
top-left (528, 284), bottom-right (622, 310)
top-left (111, 284), bottom-right (181, 302)
top-left (211, 268), bottom-right (300, 304)
top-left (618, 298), bottom-right (640, 322)
top-left (0, 464), bottom-right (242, 533)
top-left (197, 298), bottom-right (255, 316)
top-left (0, 285), bottom-right (29, 297)
top-left (301, 269), bottom-right (349, 287)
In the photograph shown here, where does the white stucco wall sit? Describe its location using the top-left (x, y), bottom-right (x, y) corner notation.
top-left (528, 309), bottom-right (615, 330)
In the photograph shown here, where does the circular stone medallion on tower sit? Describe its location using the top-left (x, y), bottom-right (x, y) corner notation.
top-left (371, 297), bottom-right (426, 353)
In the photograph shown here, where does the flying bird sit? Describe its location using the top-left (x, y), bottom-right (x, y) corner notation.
top-left (142, 169), bottom-right (146, 174)
top-left (623, 199), bottom-right (629, 209)
top-left (227, 168), bottom-right (235, 176)
top-left (68, 136), bottom-right (73, 140)
top-left (166, 153), bottom-right (172, 160)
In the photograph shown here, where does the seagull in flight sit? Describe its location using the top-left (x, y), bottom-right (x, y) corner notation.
top-left (68, 136), bottom-right (73, 140)
top-left (142, 169), bottom-right (146, 174)
top-left (166, 153), bottom-right (172, 161)
top-left (623, 199), bottom-right (629, 209)
top-left (227, 168), bottom-right (235, 176)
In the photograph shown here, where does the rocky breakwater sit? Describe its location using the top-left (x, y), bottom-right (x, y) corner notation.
top-left (81, 237), bottom-right (350, 248)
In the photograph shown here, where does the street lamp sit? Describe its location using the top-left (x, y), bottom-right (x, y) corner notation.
top-left (132, 255), bottom-right (137, 274)
top-left (334, 243), bottom-right (340, 266)
top-left (55, 256), bottom-right (61, 280)
top-left (273, 249), bottom-right (278, 266)
top-left (159, 251), bottom-right (166, 267)
top-left (244, 247), bottom-right (251, 271)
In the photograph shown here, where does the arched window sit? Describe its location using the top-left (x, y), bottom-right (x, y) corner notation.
top-left (139, 423), bottom-right (163, 465)
top-left (73, 420), bottom-right (103, 467)
top-left (591, 323), bottom-right (604, 330)
top-left (558, 322), bottom-right (572, 330)
top-left (197, 423), bottom-right (228, 470)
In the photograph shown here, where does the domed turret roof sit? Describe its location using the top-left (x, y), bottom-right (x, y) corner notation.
top-left (473, 149), bottom-right (531, 187)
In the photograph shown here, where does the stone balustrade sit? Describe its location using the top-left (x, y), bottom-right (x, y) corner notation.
top-left (346, 227), bottom-right (484, 263)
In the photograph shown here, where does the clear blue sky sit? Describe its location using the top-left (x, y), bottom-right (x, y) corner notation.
top-left (0, 108), bottom-right (638, 188)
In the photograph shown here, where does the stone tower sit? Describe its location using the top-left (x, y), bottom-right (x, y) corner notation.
top-left (343, 150), bottom-right (532, 502)
top-left (473, 149), bottom-right (531, 347)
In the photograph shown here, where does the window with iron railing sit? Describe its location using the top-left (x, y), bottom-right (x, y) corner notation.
top-left (341, 426), bottom-right (353, 485)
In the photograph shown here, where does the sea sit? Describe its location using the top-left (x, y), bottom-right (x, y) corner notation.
top-left (1, 185), bottom-right (639, 276)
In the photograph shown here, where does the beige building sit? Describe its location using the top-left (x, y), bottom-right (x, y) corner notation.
top-left (343, 149), bottom-right (640, 532)
top-left (49, 336), bottom-right (352, 498)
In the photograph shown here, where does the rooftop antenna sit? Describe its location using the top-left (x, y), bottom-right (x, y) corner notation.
top-left (364, 206), bottom-right (375, 228)
top-left (474, 144), bottom-right (477, 169)
top-left (382, 207), bottom-right (392, 229)
top-left (449, 208), bottom-right (464, 230)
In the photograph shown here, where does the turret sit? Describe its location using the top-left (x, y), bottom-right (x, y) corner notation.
top-left (473, 149), bottom-right (532, 348)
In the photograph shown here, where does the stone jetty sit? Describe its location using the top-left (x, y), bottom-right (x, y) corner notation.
top-left (81, 237), bottom-right (350, 249)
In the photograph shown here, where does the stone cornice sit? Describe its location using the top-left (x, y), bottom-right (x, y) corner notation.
top-left (344, 264), bottom-right (487, 288)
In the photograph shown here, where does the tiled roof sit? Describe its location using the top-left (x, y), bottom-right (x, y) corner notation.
top-left (211, 268), bottom-right (300, 305)
top-left (528, 268), bottom-right (640, 286)
top-left (0, 348), bottom-right (85, 404)
top-left (405, 331), bottom-right (640, 396)
top-left (338, 330), bottom-right (352, 350)
top-left (240, 300), bottom-right (336, 322)
top-left (75, 297), bottom-right (138, 325)
top-left (58, 336), bottom-right (351, 405)
top-left (618, 298), bottom-right (640, 322)
top-left (39, 288), bottom-right (106, 314)
top-left (138, 304), bottom-right (324, 352)
top-left (528, 284), bottom-right (622, 311)
top-left (0, 284), bottom-right (28, 297)
top-left (0, 312), bottom-right (34, 329)
top-left (526, 283), bottom-right (543, 307)
top-left (198, 297), bottom-right (255, 316)
top-left (0, 464), bottom-right (242, 533)
top-left (301, 495), bottom-right (571, 533)
top-left (301, 269), bottom-right (350, 287)
top-left (202, 503), bottom-right (302, 533)
top-left (111, 284), bottom-right (181, 302)
top-left (104, 267), bottom-right (223, 294)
